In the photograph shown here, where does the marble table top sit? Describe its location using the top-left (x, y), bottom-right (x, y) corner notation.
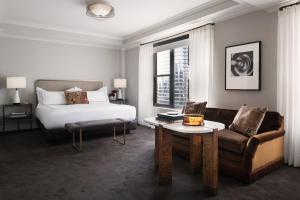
top-left (144, 117), bottom-right (225, 135)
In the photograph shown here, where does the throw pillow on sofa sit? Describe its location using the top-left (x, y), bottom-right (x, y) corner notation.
top-left (229, 105), bottom-right (267, 137)
top-left (182, 101), bottom-right (207, 114)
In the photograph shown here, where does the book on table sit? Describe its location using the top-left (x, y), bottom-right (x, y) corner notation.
top-left (8, 112), bottom-right (28, 118)
top-left (156, 113), bottom-right (184, 122)
top-left (10, 112), bottom-right (26, 115)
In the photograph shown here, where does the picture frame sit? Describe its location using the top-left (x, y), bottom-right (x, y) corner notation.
top-left (225, 41), bottom-right (261, 90)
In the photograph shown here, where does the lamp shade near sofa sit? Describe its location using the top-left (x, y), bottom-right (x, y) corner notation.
top-left (114, 78), bottom-right (127, 99)
top-left (6, 77), bottom-right (26, 104)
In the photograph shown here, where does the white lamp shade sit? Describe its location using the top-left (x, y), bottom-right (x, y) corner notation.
top-left (6, 77), bottom-right (27, 89)
top-left (114, 79), bottom-right (127, 88)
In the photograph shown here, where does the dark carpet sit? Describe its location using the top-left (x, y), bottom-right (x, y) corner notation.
top-left (0, 126), bottom-right (300, 200)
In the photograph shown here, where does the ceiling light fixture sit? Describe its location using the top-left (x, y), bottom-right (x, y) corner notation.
top-left (86, 2), bottom-right (115, 19)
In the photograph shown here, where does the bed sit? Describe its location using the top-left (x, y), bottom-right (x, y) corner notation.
top-left (34, 80), bottom-right (137, 139)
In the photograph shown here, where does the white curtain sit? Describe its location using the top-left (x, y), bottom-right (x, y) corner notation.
top-left (189, 25), bottom-right (214, 103)
top-left (138, 44), bottom-right (154, 126)
top-left (277, 5), bottom-right (300, 167)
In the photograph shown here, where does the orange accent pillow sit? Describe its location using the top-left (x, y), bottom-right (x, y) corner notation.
top-left (65, 91), bottom-right (89, 105)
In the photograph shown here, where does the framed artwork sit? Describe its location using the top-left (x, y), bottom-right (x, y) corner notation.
top-left (225, 41), bottom-right (261, 90)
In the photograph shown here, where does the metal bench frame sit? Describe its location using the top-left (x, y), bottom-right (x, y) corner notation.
top-left (69, 119), bottom-right (127, 152)
top-left (113, 121), bottom-right (126, 145)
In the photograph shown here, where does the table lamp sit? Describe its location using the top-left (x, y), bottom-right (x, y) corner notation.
top-left (6, 77), bottom-right (27, 104)
top-left (113, 78), bottom-right (127, 100)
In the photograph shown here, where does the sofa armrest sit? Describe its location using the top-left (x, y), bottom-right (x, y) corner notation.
top-left (244, 137), bottom-right (259, 159)
top-left (241, 115), bottom-right (285, 173)
top-left (254, 115), bottom-right (285, 143)
top-left (253, 129), bottom-right (285, 143)
top-left (244, 129), bottom-right (284, 159)
top-left (242, 129), bottom-right (283, 171)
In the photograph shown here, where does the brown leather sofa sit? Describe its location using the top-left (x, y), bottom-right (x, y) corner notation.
top-left (172, 107), bottom-right (285, 183)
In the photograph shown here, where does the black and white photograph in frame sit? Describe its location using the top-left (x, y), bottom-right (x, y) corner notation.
top-left (225, 41), bottom-right (261, 90)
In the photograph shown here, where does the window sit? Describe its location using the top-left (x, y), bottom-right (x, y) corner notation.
top-left (154, 45), bottom-right (189, 108)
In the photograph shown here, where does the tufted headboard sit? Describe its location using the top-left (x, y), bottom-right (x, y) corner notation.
top-left (35, 79), bottom-right (103, 91)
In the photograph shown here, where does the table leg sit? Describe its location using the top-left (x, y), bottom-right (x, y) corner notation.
top-left (79, 128), bottom-right (83, 150)
top-left (158, 125), bottom-right (172, 185)
top-left (154, 126), bottom-right (159, 168)
top-left (72, 129), bottom-right (83, 152)
top-left (202, 129), bottom-right (218, 196)
top-left (3, 118), bottom-right (5, 133)
top-left (72, 131), bottom-right (75, 146)
top-left (30, 115), bottom-right (33, 130)
top-left (17, 118), bottom-right (20, 132)
top-left (190, 135), bottom-right (202, 173)
top-left (2, 106), bottom-right (5, 133)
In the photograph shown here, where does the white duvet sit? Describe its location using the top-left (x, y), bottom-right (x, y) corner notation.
top-left (35, 103), bottom-right (136, 129)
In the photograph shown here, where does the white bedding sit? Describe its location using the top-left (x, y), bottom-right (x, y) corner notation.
top-left (35, 103), bottom-right (136, 129)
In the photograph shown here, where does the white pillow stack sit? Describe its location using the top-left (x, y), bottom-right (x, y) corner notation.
top-left (36, 86), bottom-right (82, 105)
top-left (66, 86), bottom-right (82, 92)
top-left (87, 86), bottom-right (109, 103)
top-left (36, 86), bottom-right (109, 105)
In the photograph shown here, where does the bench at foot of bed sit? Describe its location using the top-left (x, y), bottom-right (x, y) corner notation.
top-left (65, 118), bottom-right (129, 152)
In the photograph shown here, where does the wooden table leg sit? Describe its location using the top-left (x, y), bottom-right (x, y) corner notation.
top-left (202, 129), bottom-right (218, 196)
top-left (155, 126), bottom-right (159, 168)
top-left (158, 125), bottom-right (172, 185)
top-left (190, 135), bottom-right (202, 173)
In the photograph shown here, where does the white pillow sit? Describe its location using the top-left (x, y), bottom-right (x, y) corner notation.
top-left (36, 87), bottom-right (44, 104)
top-left (67, 86), bottom-right (82, 92)
top-left (42, 91), bottom-right (66, 105)
top-left (36, 87), bottom-right (65, 105)
top-left (87, 86), bottom-right (109, 103)
top-left (36, 87), bottom-right (80, 105)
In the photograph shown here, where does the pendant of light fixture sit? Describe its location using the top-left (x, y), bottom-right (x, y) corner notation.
top-left (86, 1), bottom-right (115, 19)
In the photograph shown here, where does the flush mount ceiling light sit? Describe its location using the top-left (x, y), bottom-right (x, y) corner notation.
top-left (86, 2), bottom-right (115, 19)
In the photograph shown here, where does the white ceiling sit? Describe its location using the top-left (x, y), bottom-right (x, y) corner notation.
top-left (237, 0), bottom-right (290, 9)
top-left (0, 0), bottom-right (216, 38)
top-left (0, 0), bottom-right (292, 48)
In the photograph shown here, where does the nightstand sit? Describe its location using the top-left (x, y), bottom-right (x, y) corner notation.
top-left (2, 104), bottom-right (33, 132)
top-left (110, 99), bottom-right (128, 105)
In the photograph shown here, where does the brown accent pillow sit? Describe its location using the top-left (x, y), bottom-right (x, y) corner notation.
top-left (229, 105), bottom-right (267, 137)
top-left (182, 101), bottom-right (207, 114)
top-left (65, 91), bottom-right (89, 105)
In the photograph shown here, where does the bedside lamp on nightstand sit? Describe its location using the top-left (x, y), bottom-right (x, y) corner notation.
top-left (6, 77), bottom-right (27, 105)
top-left (114, 78), bottom-right (127, 100)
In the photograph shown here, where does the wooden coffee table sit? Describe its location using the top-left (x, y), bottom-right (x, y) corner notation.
top-left (144, 117), bottom-right (225, 196)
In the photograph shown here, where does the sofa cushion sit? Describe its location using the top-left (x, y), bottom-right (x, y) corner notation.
top-left (203, 107), bottom-right (221, 122)
top-left (204, 108), bottom-right (237, 128)
top-left (229, 105), bottom-right (267, 137)
top-left (257, 111), bottom-right (281, 133)
top-left (218, 129), bottom-right (249, 154)
top-left (219, 149), bottom-right (243, 163)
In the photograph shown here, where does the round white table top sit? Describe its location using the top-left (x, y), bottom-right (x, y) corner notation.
top-left (144, 117), bottom-right (173, 126)
top-left (144, 117), bottom-right (225, 135)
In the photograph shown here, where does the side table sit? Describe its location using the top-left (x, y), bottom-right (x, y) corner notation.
top-left (110, 99), bottom-right (128, 105)
top-left (2, 104), bottom-right (33, 132)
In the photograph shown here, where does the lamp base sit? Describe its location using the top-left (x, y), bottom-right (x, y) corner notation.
top-left (117, 88), bottom-right (123, 100)
top-left (13, 89), bottom-right (21, 104)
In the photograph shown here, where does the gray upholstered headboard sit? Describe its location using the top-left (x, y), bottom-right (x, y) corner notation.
top-left (35, 79), bottom-right (103, 91)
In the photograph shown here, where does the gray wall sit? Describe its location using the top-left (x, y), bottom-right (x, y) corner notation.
top-left (125, 47), bottom-right (139, 109)
top-left (125, 10), bottom-right (278, 112)
top-left (0, 37), bottom-right (121, 131)
top-left (212, 11), bottom-right (277, 110)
